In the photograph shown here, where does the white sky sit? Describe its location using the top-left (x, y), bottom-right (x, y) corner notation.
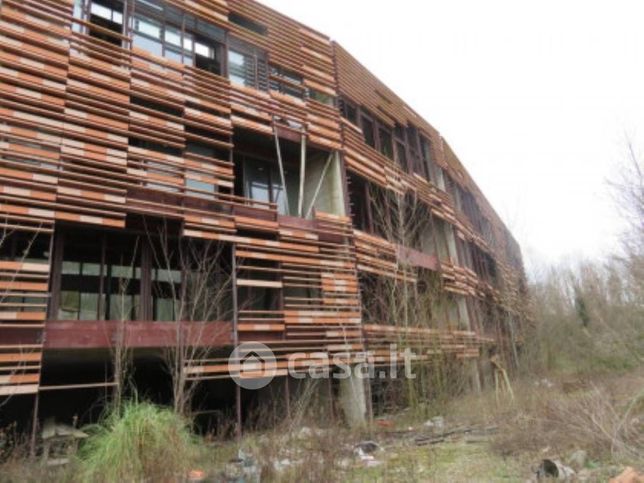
top-left (259, 0), bottom-right (644, 272)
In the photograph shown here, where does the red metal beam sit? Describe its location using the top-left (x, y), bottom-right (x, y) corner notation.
top-left (43, 321), bottom-right (233, 349)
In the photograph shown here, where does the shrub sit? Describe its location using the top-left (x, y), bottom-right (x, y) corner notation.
top-left (78, 401), bottom-right (201, 482)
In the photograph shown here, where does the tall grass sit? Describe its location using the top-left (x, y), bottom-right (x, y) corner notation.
top-left (78, 401), bottom-right (201, 482)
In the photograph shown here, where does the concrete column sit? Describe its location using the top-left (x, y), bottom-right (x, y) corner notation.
top-left (338, 367), bottom-right (367, 428)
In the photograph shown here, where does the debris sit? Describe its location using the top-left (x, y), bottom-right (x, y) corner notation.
top-left (535, 378), bottom-right (555, 389)
top-left (415, 436), bottom-right (445, 446)
top-left (223, 449), bottom-right (260, 483)
top-left (375, 418), bottom-right (394, 429)
top-left (272, 458), bottom-right (292, 473)
top-left (610, 467), bottom-right (644, 483)
top-left (354, 440), bottom-right (382, 456)
top-left (188, 469), bottom-right (206, 481)
top-left (41, 418), bottom-right (88, 467)
top-left (535, 459), bottom-right (575, 480)
top-left (431, 416), bottom-right (445, 432)
top-left (567, 449), bottom-right (587, 470)
top-left (576, 469), bottom-right (592, 482)
top-left (297, 426), bottom-right (313, 439)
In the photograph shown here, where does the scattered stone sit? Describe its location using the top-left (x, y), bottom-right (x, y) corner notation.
top-left (535, 459), bottom-right (575, 480)
top-left (567, 449), bottom-right (587, 470)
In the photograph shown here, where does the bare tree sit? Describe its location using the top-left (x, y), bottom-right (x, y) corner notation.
top-left (610, 139), bottom-right (644, 298)
top-left (146, 221), bottom-right (233, 415)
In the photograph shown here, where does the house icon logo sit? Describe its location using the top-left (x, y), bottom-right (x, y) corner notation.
top-left (228, 342), bottom-right (277, 390)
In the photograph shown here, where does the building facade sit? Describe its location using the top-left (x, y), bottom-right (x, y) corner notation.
top-left (0, 0), bottom-right (528, 427)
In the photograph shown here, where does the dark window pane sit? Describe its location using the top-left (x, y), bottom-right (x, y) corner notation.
top-left (244, 159), bottom-right (270, 204)
top-left (59, 291), bottom-right (80, 319)
top-left (379, 127), bottom-right (393, 159)
top-left (362, 117), bottom-right (375, 148)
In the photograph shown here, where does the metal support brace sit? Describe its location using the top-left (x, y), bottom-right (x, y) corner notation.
top-left (271, 118), bottom-right (290, 215)
top-left (304, 151), bottom-right (335, 219)
top-left (297, 133), bottom-right (306, 217)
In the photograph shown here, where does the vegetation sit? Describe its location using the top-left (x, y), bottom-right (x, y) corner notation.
top-left (77, 401), bottom-right (201, 482)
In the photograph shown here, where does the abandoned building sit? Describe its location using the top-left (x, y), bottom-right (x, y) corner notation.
top-left (0, 0), bottom-right (529, 432)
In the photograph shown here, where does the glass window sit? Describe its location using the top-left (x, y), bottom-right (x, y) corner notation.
top-left (270, 65), bottom-right (304, 99)
top-left (164, 25), bottom-right (181, 47)
top-left (396, 141), bottom-right (408, 171)
top-left (309, 89), bottom-right (334, 106)
top-left (91, 3), bottom-right (112, 21)
top-left (229, 12), bottom-right (267, 36)
top-left (379, 127), bottom-right (393, 160)
top-left (362, 116), bottom-right (375, 148)
top-left (244, 158), bottom-right (270, 204)
top-left (152, 268), bottom-right (180, 322)
top-left (164, 47), bottom-right (183, 63)
top-left (133, 33), bottom-right (162, 56)
top-left (229, 50), bottom-right (254, 87)
top-left (186, 176), bottom-right (216, 197)
top-left (90, 1), bottom-right (123, 24)
top-left (134, 16), bottom-right (161, 39)
top-left (341, 99), bottom-right (358, 124)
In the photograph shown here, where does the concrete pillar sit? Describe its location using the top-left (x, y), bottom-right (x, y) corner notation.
top-left (338, 367), bottom-right (367, 428)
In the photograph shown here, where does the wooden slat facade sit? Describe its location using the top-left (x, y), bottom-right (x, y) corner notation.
top-left (0, 0), bottom-right (529, 394)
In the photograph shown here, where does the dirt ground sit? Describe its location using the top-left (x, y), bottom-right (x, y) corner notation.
top-left (199, 367), bottom-right (643, 482)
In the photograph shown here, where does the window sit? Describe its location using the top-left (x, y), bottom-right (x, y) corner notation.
top-left (132, 15), bottom-right (164, 56)
top-left (131, 4), bottom-right (224, 74)
top-left (348, 173), bottom-right (370, 232)
top-left (56, 230), bottom-right (141, 321)
top-left (79, 0), bottom-right (124, 45)
top-left (229, 12), bottom-right (267, 36)
top-left (241, 157), bottom-right (299, 215)
top-left (361, 115), bottom-right (375, 148)
top-left (420, 135), bottom-right (434, 182)
top-left (229, 50), bottom-right (254, 87)
top-left (309, 89), bottom-right (334, 106)
top-left (152, 267), bottom-right (180, 321)
top-left (184, 142), bottom-right (219, 198)
top-left (228, 40), bottom-right (268, 90)
top-left (378, 126), bottom-right (393, 160)
top-left (339, 98), bottom-right (358, 124)
top-left (270, 65), bottom-right (305, 99)
top-left (395, 141), bottom-right (408, 171)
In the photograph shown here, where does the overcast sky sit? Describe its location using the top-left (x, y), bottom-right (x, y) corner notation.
top-left (259, 0), bottom-right (644, 273)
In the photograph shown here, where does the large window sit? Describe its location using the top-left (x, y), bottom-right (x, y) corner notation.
top-left (53, 229), bottom-right (231, 322)
top-left (378, 126), bottom-right (394, 160)
top-left (228, 39), bottom-right (268, 90)
top-left (339, 98), bottom-right (358, 125)
top-left (269, 65), bottom-right (305, 99)
top-left (130, 1), bottom-right (224, 73)
top-left (74, 0), bottom-right (124, 45)
top-left (184, 142), bottom-right (219, 198)
top-left (361, 115), bottom-right (376, 149)
top-left (56, 230), bottom-right (141, 321)
top-left (240, 156), bottom-right (299, 216)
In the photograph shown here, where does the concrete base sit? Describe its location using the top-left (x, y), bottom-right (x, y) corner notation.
top-left (338, 369), bottom-right (367, 428)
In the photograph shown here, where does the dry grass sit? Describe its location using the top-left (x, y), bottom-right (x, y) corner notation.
top-left (442, 369), bottom-right (644, 470)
